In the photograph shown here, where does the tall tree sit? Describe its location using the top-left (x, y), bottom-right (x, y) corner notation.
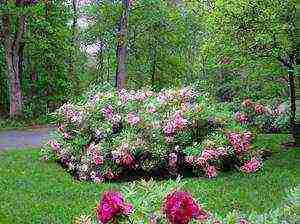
top-left (115, 0), bottom-right (130, 90)
top-left (0, 1), bottom-right (33, 118)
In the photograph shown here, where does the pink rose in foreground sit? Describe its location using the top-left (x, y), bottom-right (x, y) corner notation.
top-left (96, 191), bottom-right (133, 224)
top-left (240, 158), bottom-right (262, 174)
top-left (162, 191), bottom-right (208, 224)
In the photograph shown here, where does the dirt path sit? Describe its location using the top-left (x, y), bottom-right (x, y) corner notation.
top-left (0, 127), bottom-right (54, 150)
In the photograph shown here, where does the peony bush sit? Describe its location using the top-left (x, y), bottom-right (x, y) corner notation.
top-left (41, 83), bottom-right (265, 182)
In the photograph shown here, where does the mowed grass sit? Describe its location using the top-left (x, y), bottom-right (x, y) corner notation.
top-left (0, 135), bottom-right (299, 223)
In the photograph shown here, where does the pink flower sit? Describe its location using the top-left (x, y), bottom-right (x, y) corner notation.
top-left (162, 191), bottom-right (208, 224)
top-left (49, 140), bottom-right (60, 152)
top-left (121, 152), bottom-right (135, 167)
top-left (254, 104), bottom-right (266, 114)
top-left (93, 155), bottom-right (104, 166)
top-left (96, 191), bottom-right (133, 224)
top-left (184, 156), bottom-right (196, 166)
top-left (178, 87), bottom-right (193, 99)
top-left (127, 113), bottom-right (140, 125)
top-left (157, 93), bottom-right (169, 103)
top-left (147, 106), bottom-right (157, 113)
top-left (63, 132), bottom-right (72, 139)
top-left (204, 165), bottom-right (218, 178)
top-left (101, 105), bottom-right (114, 120)
top-left (240, 158), bottom-right (262, 174)
top-left (234, 112), bottom-right (248, 124)
top-left (164, 111), bottom-right (188, 135)
top-left (195, 157), bottom-right (206, 167)
top-left (228, 132), bottom-right (252, 154)
top-left (201, 149), bottom-right (224, 161)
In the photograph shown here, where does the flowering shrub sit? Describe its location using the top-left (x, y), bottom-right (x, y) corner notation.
top-left (235, 97), bottom-right (290, 133)
top-left (41, 84), bottom-right (265, 182)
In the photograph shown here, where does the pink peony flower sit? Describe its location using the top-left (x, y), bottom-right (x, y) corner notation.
top-left (162, 191), bottom-right (208, 224)
top-left (127, 113), bottom-right (140, 125)
top-left (96, 191), bottom-right (133, 224)
top-left (204, 165), bottom-right (218, 178)
top-left (240, 158), bottom-right (262, 174)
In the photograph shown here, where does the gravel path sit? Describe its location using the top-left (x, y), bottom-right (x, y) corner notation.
top-left (0, 127), bottom-right (54, 150)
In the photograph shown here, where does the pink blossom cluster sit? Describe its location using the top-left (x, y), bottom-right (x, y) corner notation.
top-left (240, 158), bottom-right (262, 173)
top-left (127, 113), bottom-right (141, 125)
top-left (234, 112), bottom-right (248, 124)
top-left (178, 87), bottom-right (194, 100)
top-left (118, 89), bottom-right (153, 104)
top-left (183, 155), bottom-right (219, 178)
top-left (204, 165), bottom-right (218, 179)
top-left (164, 110), bottom-right (188, 136)
top-left (48, 140), bottom-right (60, 152)
top-left (162, 191), bottom-right (208, 224)
top-left (101, 105), bottom-right (121, 124)
top-left (111, 143), bottom-right (135, 167)
top-left (201, 149), bottom-right (226, 161)
top-left (228, 132), bottom-right (252, 154)
top-left (60, 104), bottom-right (83, 125)
top-left (96, 192), bottom-right (133, 224)
top-left (101, 105), bottom-right (114, 119)
top-left (254, 104), bottom-right (266, 114)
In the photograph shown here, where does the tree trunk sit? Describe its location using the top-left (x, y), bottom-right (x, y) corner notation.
top-left (69, 0), bottom-right (78, 91)
top-left (2, 14), bottom-right (26, 118)
top-left (5, 42), bottom-right (23, 118)
top-left (115, 0), bottom-right (129, 90)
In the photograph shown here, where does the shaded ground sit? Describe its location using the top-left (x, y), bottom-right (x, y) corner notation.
top-left (0, 127), bottom-right (54, 150)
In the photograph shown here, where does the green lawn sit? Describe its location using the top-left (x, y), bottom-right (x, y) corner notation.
top-left (0, 135), bottom-right (299, 223)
